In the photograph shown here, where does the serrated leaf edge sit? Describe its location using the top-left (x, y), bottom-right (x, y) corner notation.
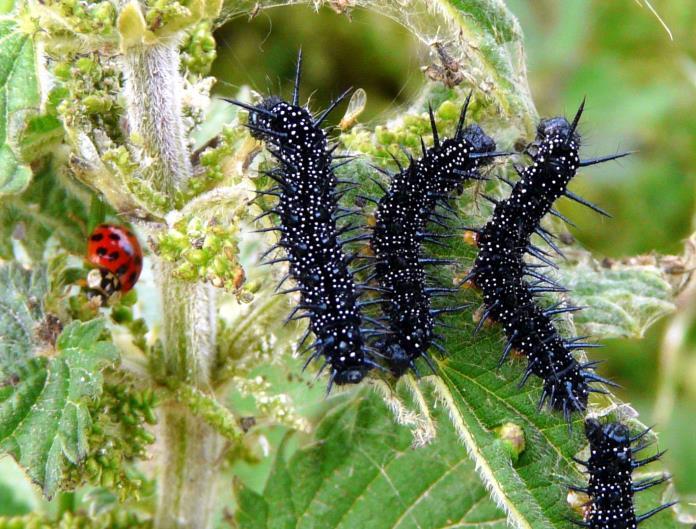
top-left (426, 375), bottom-right (534, 529)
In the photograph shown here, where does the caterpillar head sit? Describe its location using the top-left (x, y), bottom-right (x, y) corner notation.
top-left (536, 117), bottom-right (580, 147)
top-left (462, 124), bottom-right (496, 159)
top-left (530, 116), bottom-right (581, 177)
top-left (383, 341), bottom-right (411, 377)
top-left (602, 422), bottom-right (630, 445)
top-left (436, 124), bottom-right (497, 192)
top-left (584, 418), bottom-right (603, 442)
top-left (585, 418), bottom-right (630, 446)
top-left (248, 96), bottom-right (284, 140)
top-left (333, 367), bottom-right (366, 385)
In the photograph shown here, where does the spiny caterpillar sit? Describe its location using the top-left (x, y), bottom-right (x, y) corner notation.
top-left (227, 52), bottom-right (378, 389)
top-left (369, 95), bottom-right (500, 376)
top-left (570, 418), bottom-right (675, 528)
top-left (465, 101), bottom-right (628, 419)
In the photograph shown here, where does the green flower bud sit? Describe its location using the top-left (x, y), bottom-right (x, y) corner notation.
top-left (375, 126), bottom-right (395, 145)
top-left (112, 306), bottom-right (133, 324)
top-left (94, 2), bottom-right (116, 23)
top-left (54, 62), bottom-right (72, 81)
top-left (144, 388), bottom-right (156, 405)
top-left (201, 34), bottom-right (215, 52)
top-left (118, 2), bottom-right (148, 49)
top-left (176, 262), bottom-right (197, 280)
top-left (86, 457), bottom-right (100, 477)
top-left (185, 248), bottom-right (208, 265)
top-left (101, 469), bottom-right (115, 488)
top-left (437, 99), bottom-right (459, 120)
top-left (120, 290), bottom-right (138, 306)
top-left (494, 422), bottom-right (526, 463)
top-left (403, 114), bottom-right (420, 127)
top-left (75, 57), bottom-right (96, 74)
top-left (83, 94), bottom-right (112, 114)
top-left (403, 132), bottom-right (420, 149)
top-left (139, 429), bottom-right (156, 444)
top-left (143, 406), bottom-right (158, 425)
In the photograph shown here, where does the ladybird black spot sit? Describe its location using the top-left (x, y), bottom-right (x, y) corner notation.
top-left (91, 233), bottom-right (104, 242)
top-left (108, 251), bottom-right (120, 260)
top-left (99, 271), bottom-right (119, 292)
top-left (109, 232), bottom-right (121, 241)
top-left (96, 247), bottom-right (107, 256)
top-left (127, 272), bottom-right (137, 286)
top-left (135, 256), bottom-right (142, 266)
top-left (116, 265), bottom-right (128, 276)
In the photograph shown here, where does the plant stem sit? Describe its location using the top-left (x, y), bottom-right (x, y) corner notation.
top-left (155, 263), bottom-right (222, 529)
top-left (654, 235), bottom-right (696, 425)
top-left (122, 40), bottom-right (193, 200)
top-left (121, 39), bottom-right (221, 529)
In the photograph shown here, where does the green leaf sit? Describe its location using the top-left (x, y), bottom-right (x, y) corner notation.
top-left (432, 329), bottom-right (682, 528)
top-left (416, 231), bottom-right (681, 528)
top-left (174, 382), bottom-right (244, 442)
top-left (434, 347), bottom-right (584, 529)
top-left (433, 0), bottom-right (533, 117)
top-left (0, 319), bottom-right (119, 498)
top-left (558, 259), bottom-right (675, 339)
top-left (0, 145), bottom-right (32, 195)
top-left (17, 114), bottom-right (64, 162)
top-left (236, 390), bottom-right (507, 529)
top-left (0, 17), bottom-right (39, 196)
top-left (215, 283), bottom-right (303, 386)
top-left (0, 457), bottom-right (38, 516)
top-left (0, 0), bottom-right (15, 15)
top-left (0, 262), bottom-right (49, 376)
top-left (0, 161), bottom-right (94, 261)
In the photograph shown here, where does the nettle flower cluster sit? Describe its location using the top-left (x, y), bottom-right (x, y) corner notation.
top-left (1, 1), bottom-right (310, 524)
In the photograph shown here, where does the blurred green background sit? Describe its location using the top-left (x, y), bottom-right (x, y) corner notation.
top-left (214, 0), bottom-right (696, 494)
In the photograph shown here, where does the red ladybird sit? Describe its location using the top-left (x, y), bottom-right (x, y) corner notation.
top-left (87, 224), bottom-right (143, 293)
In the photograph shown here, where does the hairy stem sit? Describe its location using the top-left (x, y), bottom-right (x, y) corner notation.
top-left (654, 240), bottom-right (696, 424)
top-left (155, 263), bottom-right (222, 529)
top-left (121, 39), bottom-right (221, 529)
top-left (151, 263), bottom-right (223, 529)
top-left (122, 40), bottom-right (193, 200)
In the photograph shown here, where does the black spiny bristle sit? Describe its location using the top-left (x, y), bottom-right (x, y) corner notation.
top-left (227, 51), bottom-right (374, 388)
top-left (369, 97), bottom-right (498, 377)
top-left (570, 418), bottom-right (675, 528)
top-left (469, 102), bottom-right (624, 421)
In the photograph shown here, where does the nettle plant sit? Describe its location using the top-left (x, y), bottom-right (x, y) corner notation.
top-left (0, 1), bottom-right (692, 529)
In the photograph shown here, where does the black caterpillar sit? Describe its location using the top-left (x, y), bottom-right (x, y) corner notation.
top-left (466, 101), bottom-right (628, 419)
top-left (570, 418), bottom-right (674, 528)
top-left (228, 52), bottom-right (378, 389)
top-left (369, 96), bottom-right (499, 376)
